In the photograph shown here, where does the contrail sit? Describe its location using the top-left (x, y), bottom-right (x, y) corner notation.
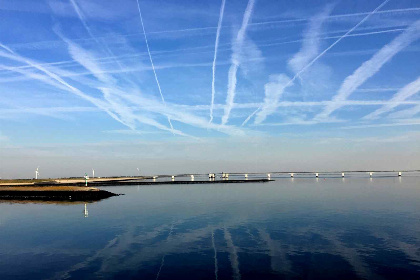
top-left (156, 223), bottom-right (174, 280)
top-left (242, 0), bottom-right (391, 126)
top-left (4, 7), bottom-right (419, 52)
top-left (0, 47), bottom-right (189, 136)
top-left (222, 0), bottom-right (255, 125)
top-left (135, 0), bottom-right (175, 134)
top-left (0, 45), bottom-right (189, 136)
top-left (315, 20), bottom-right (420, 120)
top-left (211, 229), bottom-right (219, 280)
top-left (0, 44), bottom-right (128, 127)
top-left (69, 0), bottom-right (96, 41)
top-left (69, 0), bottom-right (124, 70)
top-left (363, 76), bottom-right (420, 120)
top-left (209, 0), bottom-right (226, 125)
top-left (288, 4), bottom-right (334, 75)
top-left (1, 26), bottom-right (405, 76)
top-left (388, 104), bottom-right (420, 119)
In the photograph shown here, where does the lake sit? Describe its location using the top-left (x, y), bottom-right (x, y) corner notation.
top-left (0, 175), bottom-right (419, 279)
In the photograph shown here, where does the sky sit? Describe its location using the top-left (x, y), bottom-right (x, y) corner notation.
top-left (0, 0), bottom-right (419, 178)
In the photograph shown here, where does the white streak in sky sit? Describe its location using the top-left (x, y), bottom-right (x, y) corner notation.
top-left (0, 27), bottom-right (410, 78)
top-left (110, 87), bottom-right (245, 136)
top-left (388, 105), bottom-right (420, 119)
top-left (288, 4), bottom-right (334, 75)
top-left (2, 100), bottom-right (419, 118)
top-left (1, 37), bottom-right (233, 137)
top-left (243, 0), bottom-right (391, 126)
top-left (253, 4), bottom-right (332, 125)
top-left (316, 20), bottom-right (420, 120)
top-left (69, 0), bottom-right (96, 40)
top-left (363, 76), bottom-right (420, 119)
top-left (211, 229), bottom-right (219, 280)
top-left (135, 0), bottom-right (174, 134)
top-left (209, 0), bottom-right (226, 125)
top-left (59, 34), bottom-right (116, 84)
top-left (52, 34), bottom-right (187, 135)
top-left (0, 43), bottom-right (128, 127)
top-left (222, 0), bottom-right (255, 125)
top-left (3, 7), bottom-right (419, 53)
top-left (68, 0), bottom-right (136, 87)
top-left (0, 43), bottom-right (189, 136)
top-left (342, 119), bottom-right (420, 129)
top-left (254, 74), bottom-right (292, 124)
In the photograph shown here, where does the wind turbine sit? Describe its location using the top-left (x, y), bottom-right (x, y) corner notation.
top-left (92, 168), bottom-right (95, 179)
top-left (35, 166), bottom-right (39, 179)
top-left (137, 167), bottom-right (140, 177)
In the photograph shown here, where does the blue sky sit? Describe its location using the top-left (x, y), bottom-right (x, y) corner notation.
top-left (0, 0), bottom-right (419, 178)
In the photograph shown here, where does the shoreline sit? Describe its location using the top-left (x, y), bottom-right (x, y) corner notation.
top-left (0, 186), bottom-right (119, 201)
top-left (0, 178), bottom-right (272, 188)
top-left (0, 178), bottom-right (271, 201)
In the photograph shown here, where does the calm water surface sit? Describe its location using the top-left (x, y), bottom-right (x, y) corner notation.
top-left (0, 176), bottom-right (419, 279)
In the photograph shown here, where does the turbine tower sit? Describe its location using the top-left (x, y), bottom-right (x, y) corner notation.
top-left (92, 168), bottom-right (95, 179)
top-left (35, 166), bottom-right (39, 179)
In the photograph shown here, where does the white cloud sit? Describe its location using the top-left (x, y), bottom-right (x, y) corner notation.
top-left (135, 0), bottom-right (174, 133)
top-left (209, 0), bottom-right (226, 125)
top-left (254, 74), bottom-right (292, 124)
top-left (363, 76), bottom-right (420, 119)
top-left (388, 105), bottom-right (420, 119)
top-left (315, 20), bottom-right (420, 120)
top-left (221, 0), bottom-right (256, 125)
top-left (341, 119), bottom-right (420, 129)
top-left (244, 1), bottom-right (391, 126)
top-left (288, 4), bottom-right (334, 74)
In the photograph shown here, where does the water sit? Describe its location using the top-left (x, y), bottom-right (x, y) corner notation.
top-left (0, 176), bottom-right (419, 279)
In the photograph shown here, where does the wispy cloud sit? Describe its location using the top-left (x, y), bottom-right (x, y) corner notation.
top-left (0, 106), bottom-right (98, 120)
top-left (5, 34), bottom-right (244, 137)
top-left (67, 0), bottom-right (140, 89)
top-left (256, 118), bottom-right (344, 127)
top-left (102, 129), bottom-right (161, 135)
top-left (209, 0), bottom-right (226, 125)
top-left (341, 119), bottom-right (420, 129)
top-left (109, 87), bottom-right (245, 136)
top-left (221, 0), bottom-right (255, 125)
top-left (58, 33), bottom-right (116, 84)
top-left (250, 4), bottom-right (333, 125)
top-left (363, 76), bottom-right (420, 119)
top-left (0, 26), bottom-right (413, 81)
top-left (244, 0), bottom-right (391, 125)
top-left (0, 41), bottom-right (190, 136)
top-left (288, 4), bottom-right (334, 75)
top-left (388, 105), bottom-right (420, 119)
top-left (315, 20), bottom-right (420, 120)
top-left (254, 74), bottom-right (292, 124)
top-left (68, 0), bottom-right (96, 40)
top-left (135, 0), bottom-right (175, 134)
top-left (0, 43), bottom-right (129, 127)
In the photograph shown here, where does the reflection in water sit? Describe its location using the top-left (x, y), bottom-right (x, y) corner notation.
top-left (224, 227), bottom-right (241, 280)
top-left (156, 223), bottom-right (174, 280)
top-left (84, 204), bottom-right (88, 218)
top-left (211, 229), bottom-right (218, 280)
top-left (0, 177), bottom-right (419, 279)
